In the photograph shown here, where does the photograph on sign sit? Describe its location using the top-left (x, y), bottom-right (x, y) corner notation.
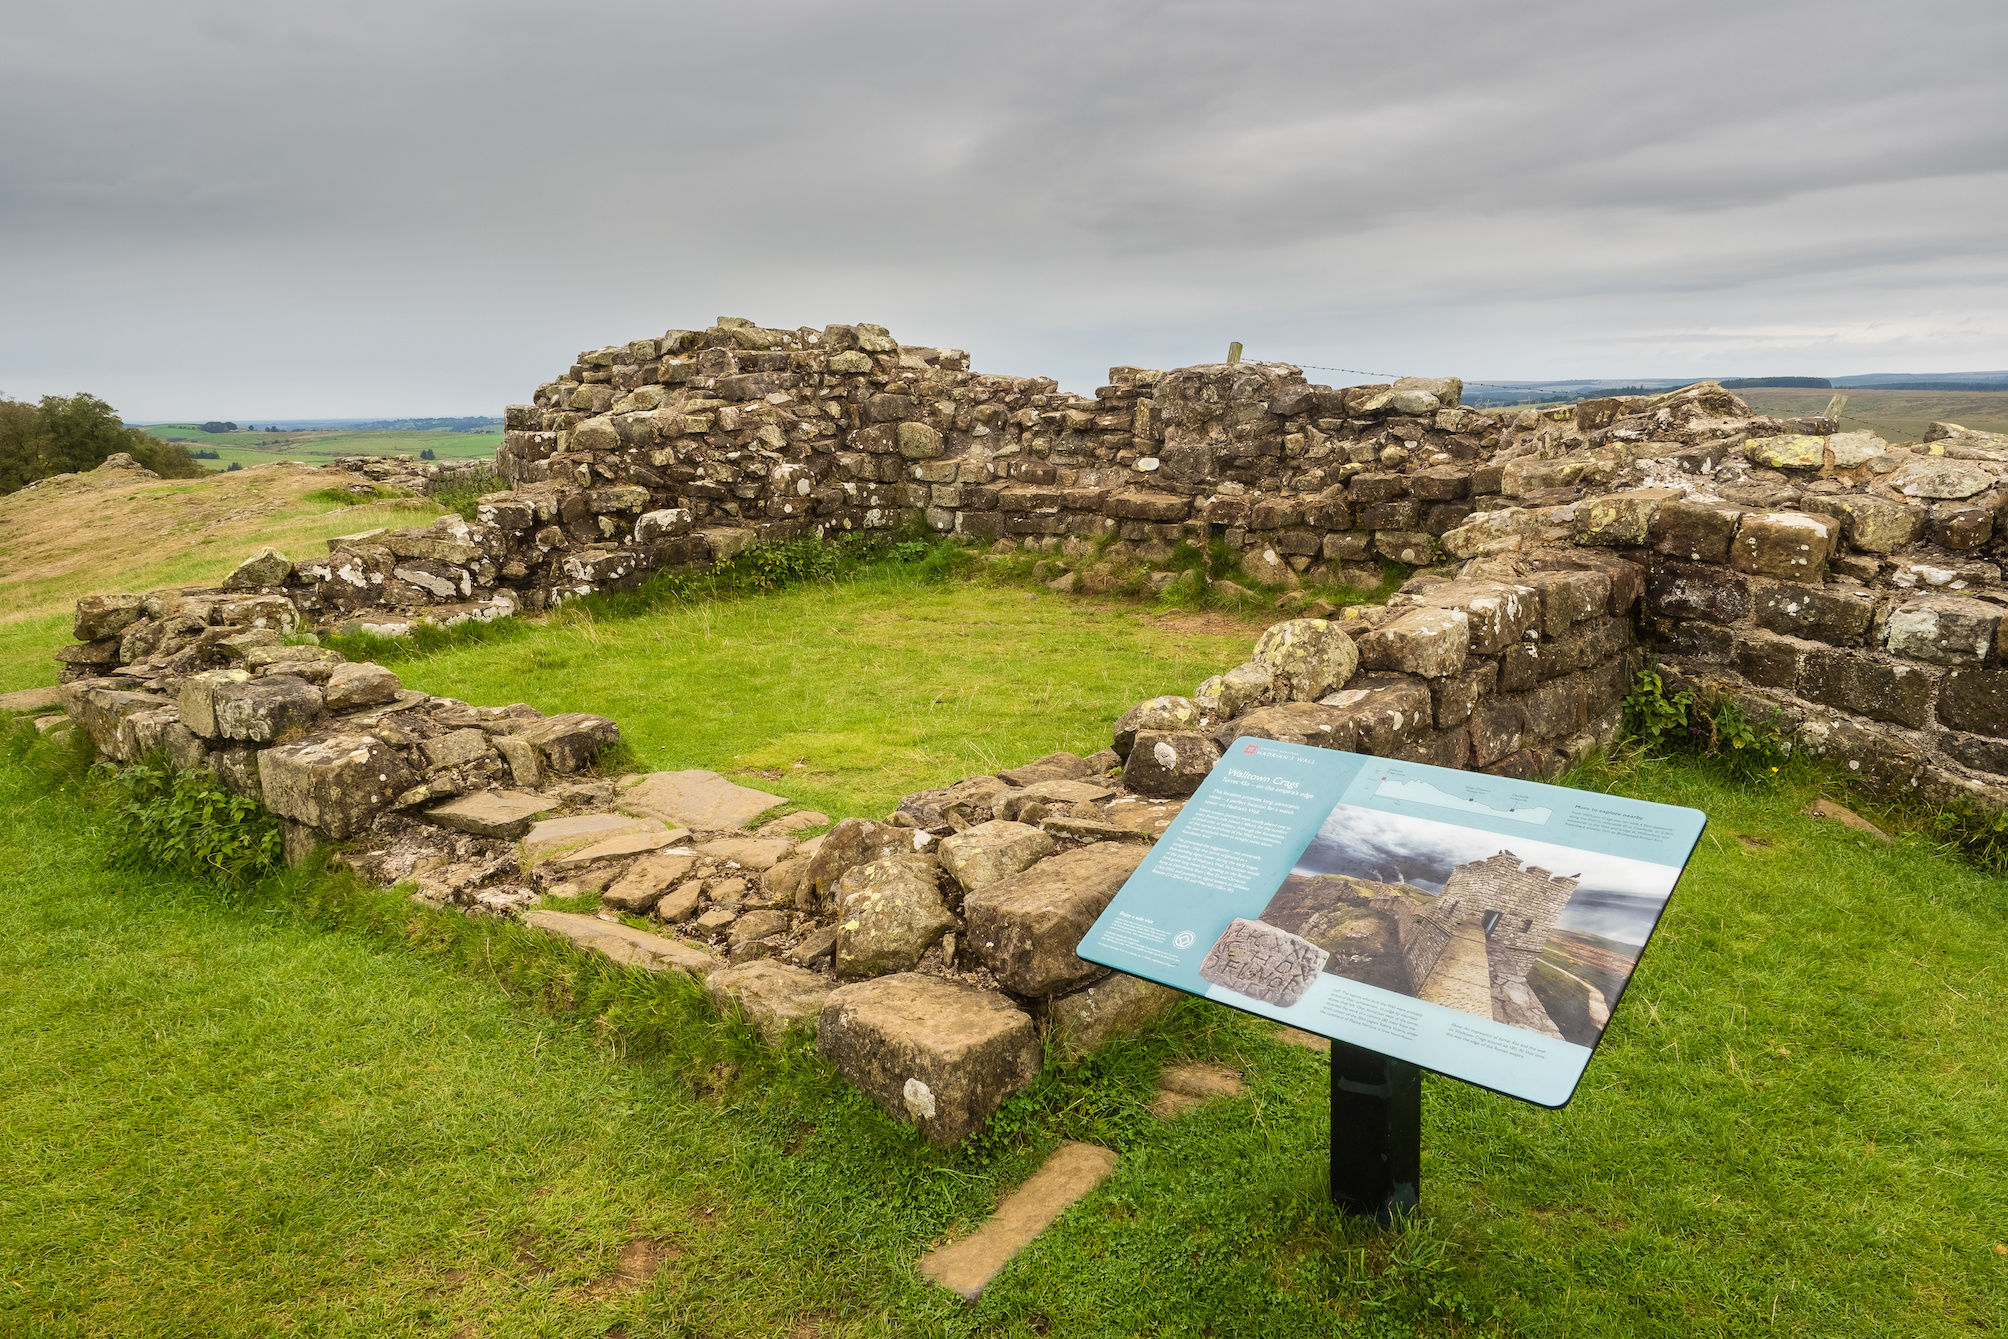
top-left (1077, 739), bottom-right (1704, 1106)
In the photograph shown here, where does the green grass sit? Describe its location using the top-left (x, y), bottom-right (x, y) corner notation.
top-left (335, 568), bottom-right (1264, 821)
top-left (141, 426), bottom-right (501, 471)
top-left (2, 709), bottom-right (2003, 1335)
top-left (1736, 388), bottom-right (2008, 443)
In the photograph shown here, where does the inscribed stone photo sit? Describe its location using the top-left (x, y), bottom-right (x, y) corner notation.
top-left (1259, 803), bottom-right (1678, 1045)
top-left (1197, 917), bottom-right (1330, 1007)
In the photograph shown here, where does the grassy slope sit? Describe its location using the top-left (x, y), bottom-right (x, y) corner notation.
top-left (0, 464), bottom-right (447, 693)
top-left (1736, 388), bottom-right (2008, 443)
top-left (1, 723), bottom-right (2002, 1337)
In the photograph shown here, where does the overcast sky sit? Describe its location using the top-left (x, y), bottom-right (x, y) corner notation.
top-left (4, 0), bottom-right (2005, 418)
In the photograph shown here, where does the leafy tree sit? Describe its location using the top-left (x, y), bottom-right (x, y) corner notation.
top-left (198, 421), bottom-right (237, 433)
top-left (0, 393), bottom-right (208, 493)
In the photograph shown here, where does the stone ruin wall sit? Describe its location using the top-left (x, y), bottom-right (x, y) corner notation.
top-left (34, 316), bottom-right (2008, 1146)
top-left (1439, 852), bottom-right (1578, 982)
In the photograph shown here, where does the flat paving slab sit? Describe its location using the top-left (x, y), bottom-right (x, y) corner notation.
top-left (521, 910), bottom-right (718, 978)
top-left (918, 1142), bottom-right (1118, 1302)
top-left (1150, 1061), bottom-right (1245, 1118)
top-left (0, 686), bottom-right (64, 715)
top-left (521, 812), bottom-right (665, 862)
top-left (620, 769), bottom-right (787, 831)
top-left (426, 789), bottom-right (559, 839)
top-left (547, 826), bottom-right (691, 870)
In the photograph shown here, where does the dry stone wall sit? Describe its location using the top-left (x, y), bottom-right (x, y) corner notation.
top-left (40, 318), bottom-right (2008, 1147)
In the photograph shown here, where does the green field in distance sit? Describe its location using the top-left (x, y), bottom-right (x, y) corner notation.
top-left (141, 425), bottom-right (500, 470)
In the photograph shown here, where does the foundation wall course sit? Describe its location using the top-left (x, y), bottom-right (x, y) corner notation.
top-left (45, 321), bottom-right (2008, 1146)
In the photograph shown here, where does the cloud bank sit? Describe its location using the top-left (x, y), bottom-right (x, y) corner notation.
top-left (3, 0), bottom-right (2004, 416)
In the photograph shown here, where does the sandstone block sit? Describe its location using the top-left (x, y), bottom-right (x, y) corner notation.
top-left (509, 712), bottom-right (618, 773)
top-left (1883, 595), bottom-right (2001, 666)
top-left (1374, 530), bottom-right (1440, 565)
top-left (1104, 490), bottom-right (1189, 522)
top-left (522, 910), bottom-right (718, 977)
top-left (258, 733), bottom-right (415, 838)
top-left (1418, 581), bottom-right (1538, 654)
top-left (965, 843), bottom-right (1147, 997)
top-left (222, 546), bottom-right (292, 589)
top-left (1200, 661), bottom-right (1277, 717)
top-left (1885, 457), bottom-right (1994, 500)
top-left (1519, 570), bottom-right (1610, 634)
top-left (1806, 495), bottom-right (1924, 553)
top-left (1751, 582), bottom-right (1876, 646)
top-left (997, 752), bottom-right (1098, 787)
top-left (1744, 435), bottom-right (1825, 469)
top-left (1574, 489), bottom-right (1679, 546)
top-left (1647, 563), bottom-right (1749, 625)
top-left (705, 960), bottom-right (834, 1045)
top-left (421, 728), bottom-right (494, 769)
top-left (1112, 696), bottom-right (1201, 758)
top-left (74, 593), bottom-right (147, 642)
top-left (594, 855), bottom-right (706, 915)
top-left (1044, 972), bottom-right (1179, 1056)
top-left (212, 675), bottom-right (323, 743)
top-left (522, 812), bottom-right (664, 862)
top-left (1123, 730), bottom-right (1220, 798)
top-left (1648, 500), bottom-right (1742, 564)
top-left (693, 836), bottom-right (795, 871)
top-left (492, 735), bottom-right (542, 787)
top-left (426, 789), bottom-right (558, 838)
top-left (939, 820), bottom-right (1057, 894)
top-left (178, 669), bottom-right (251, 738)
top-left (1360, 606), bottom-right (1471, 678)
top-left (818, 973), bottom-right (1040, 1146)
top-left (1799, 651), bottom-right (1934, 729)
top-left (619, 769), bottom-right (786, 830)
top-left (995, 779), bottom-right (1116, 824)
top-left (807, 818), bottom-right (919, 911)
top-left (1937, 668), bottom-right (2008, 738)
top-left (833, 856), bottom-right (957, 978)
top-left (728, 909), bottom-right (794, 947)
top-left (324, 661), bottom-right (402, 712)
top-left (895, 775), bottom-right (1011, 830)
top-left (549, 826), bottom-right (689, 870)
top-left (897, 422), bottom-right (944, 459)
top-left (1251, 619), bottom-right (1359, 701)
top-left (1732, 512), bottom-right (1838, 582)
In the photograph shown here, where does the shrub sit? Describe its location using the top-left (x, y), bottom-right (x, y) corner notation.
top-left (93, 760), bottom-right (284, 895)
top-left (1620, 666), bottom-right (1790, 784)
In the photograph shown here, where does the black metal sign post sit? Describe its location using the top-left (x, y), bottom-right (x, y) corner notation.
top-left (1329, 1041), bottom-right (1421, 1224)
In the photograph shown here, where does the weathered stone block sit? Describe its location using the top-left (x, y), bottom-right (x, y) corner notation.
top-left (1752, 582), bottom-right (1876, 645)
top-left (1430, 662), bottom-right (1499, 728)
top-left (1112, 696), bottom-right (1201, 757)
top-left (258, 733), bottom-right (415, 838)
top-left (620, 768), bottom-right (785, 830)
top-left (74, 593), bottom-right (147, 642)
top-left (1647, 563), bottom-right (1749, 625)
top-left (833, 856), bottom-right (956, 978)
top-left (1744, 435), bottom-right (1825, 469)
top-left (1733, 632), bottom-right (1805, 688)
top-left (1122, 730), bottom-right (1220, 798)
top-left (508, 712), bottom-right (618, 773)
top-left (1251, 619), bottom-right (1359, 701)
top-left (323, 661), bottom-right (401, 712)
top-left (1731, 512), bottom-right (1839, 582)
top-left (806, 818), bottom-right (919, 911)
top-left (1574, 488), bottom-right (1679, 546)
top-left (1043, 972), bottom-right (1179, 1056)
top-left (421, 728), bottom-right (493, 769)
top-left (705, 960), bottom-right (834, 1045)
top-left (1937, 668), bottom-right (2008, 738)
top-left (1885, 457), bottom-right (1993, 500)
top-left (818, 973), bottom-right (1040, 1146)
top-left (1374, 530), bottom-right (1440, 565)
top-left (1359, 607), bottom-right (1470, 678)
top-left (938, 821), bottom-right (1057, 895)
top-left (212, 675), bottom-right (324, 743)
top-left (1103, 490), bottom-right (1189, 522)
top-left (1800, 651), bottom-right (1935, 729)
top-left (178, 669), bottom-right (251, 738)
top-left (965, 843), bottom-right (1148, 997)
top-left (1419, 581), bottom-right (1538, 654)
top-left (523, 910), bottom-right (718, 977)
top-left (1883, 596), bottom-right (2001, 667)
top-left (426, 789), bottom-right (558, 839)
top-left (1648, 501), bottom-right (1741, 564)
top-left (1519, 570), bottom-right (1611, 634)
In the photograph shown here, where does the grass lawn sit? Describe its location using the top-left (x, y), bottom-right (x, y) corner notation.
top-left (343, 572), bottom-right (1270, 822)
top-left (2, 564), bottom-right (2003, 1335)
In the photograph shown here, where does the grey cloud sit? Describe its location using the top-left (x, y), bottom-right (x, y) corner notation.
top-left (1, 0), bottom-right (2004, 415)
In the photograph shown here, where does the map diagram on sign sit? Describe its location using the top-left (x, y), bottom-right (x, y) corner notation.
top-left (1373, 776), bottom-right (1553, 826)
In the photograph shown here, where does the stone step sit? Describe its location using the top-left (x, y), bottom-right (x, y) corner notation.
top-left (618, 769), bottom-right (787, 830)
top-left (425, 789), bottom-right (558, 839)
top-left (521, 910), bottom-right (718, 978)
top-left (1150, 1061), bottom-right (1244, 1118)
top-left (918, 1142), bottom-right (1119, 1302)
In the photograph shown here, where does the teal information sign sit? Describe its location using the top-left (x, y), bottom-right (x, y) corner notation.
top-left (1077, 739), bottom-right (1705, 1106)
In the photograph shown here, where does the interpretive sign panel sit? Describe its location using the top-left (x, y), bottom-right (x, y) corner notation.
top-left (1078, 738), bottom-right (1705, 1106)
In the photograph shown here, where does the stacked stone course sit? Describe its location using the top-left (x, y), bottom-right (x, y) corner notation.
top-left (39, 317), bottom-right (2008, 1148)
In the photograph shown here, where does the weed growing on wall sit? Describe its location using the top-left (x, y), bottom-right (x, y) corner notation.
top-left (91, 758), bottom-right (284, 895)
top-left (1620, 666), bottom-right (1790, 784)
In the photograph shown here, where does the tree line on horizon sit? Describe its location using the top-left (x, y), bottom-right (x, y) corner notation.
top-left (0, 393), bottom-right (208, 495)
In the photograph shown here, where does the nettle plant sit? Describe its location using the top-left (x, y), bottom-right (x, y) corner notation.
top-left (93, 759), bottom-right (284, 895)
